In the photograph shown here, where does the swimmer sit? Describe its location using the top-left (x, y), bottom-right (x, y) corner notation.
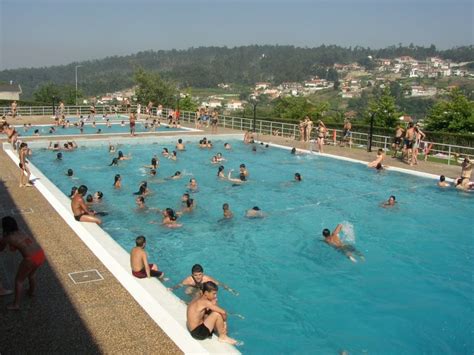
top-left (168, 151), bottom-right (177, 161)
top-left (216, 153), bottom-right (224, 162)
top-left (170, 264), bottom-right (238, 296)
top-left (381, 195), bottom-right (396, 208)
top-left (162, 148), bottom-right (169, 157)
top-left (224, 143), bottom-right (231, 150)
top-left (322, 224), bottom-right (363, 262)
top-left (134, 181), bottom-right (150, 196)
top-left (168, 171), bottom-right (182, 180)
top-left (144, 156), bottom-right (159, 170)
top-left (217, 165), bottom-right (225, 179)
top-left (71, 185), bottom-right (102, 224)
top-left (181, 193), bottom-right (196, 213)
top-left (162, 208), bottom-right (182, 227)
top-left (113, 174), bottom-right (122, 189)
top-left (150, 169), bottom-right (157, 176)
top-left (186, 281), bottom-right (238, 344)
top-left (117, 150), bottom-right (131, 160)
top-left (56, 152), bottom-right (63, 160)
top-left (294, 173), bottom-right (302, 182)
top-left (227, 169), bottom-right (246, 183)
top-left (69, 186), bottom-right (78, 198)
top-left (136, 196), bottom-right (146, 209)
top-left (222, 203), bottom-right (233, 219)
top-left (109, 143), bottom-right (116, 153)
top-left (245, 206), bottom-right (265, 218)
top-left (109, 157), bottom-right (119, 166)
top-left (438, 175), bottom-right (450, 188)
top-left (176, 139), bottom-right (186, 151)
top-left (211, 156), bottom-right (219, 164)
top-left (93, 191), bottom-right (103, 202)
top-left (239, 164), bottom-right (249, 177)
top-left (188, 178), bottom-right (198, 191)
top-left (66, 168), bottom-right (74, 177)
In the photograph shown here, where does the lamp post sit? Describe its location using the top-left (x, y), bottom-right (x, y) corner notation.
top-left (249, 96), bottom-right (258, 132)
top-left (367, 111), bottom-right (375, 152)
top-left (75, 65), bottom-right (83, 106)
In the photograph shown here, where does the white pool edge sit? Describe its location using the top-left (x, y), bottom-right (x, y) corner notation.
top-left (2, 142), bottom-right (240, 355)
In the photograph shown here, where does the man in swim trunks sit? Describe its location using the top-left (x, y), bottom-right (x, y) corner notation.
top-left (402, 122), bottom-right (415, 162)
top-left (0, 216), bottom-right (46, 310)
top-left (130, 236), bottom-right (164, 279)
top-left (18, 142), bottom-right (33, 187)
top-left (170, 264), bottom-right (237, 296)
top-left (460, 156), bottom-right (472, 186)
top-left (129, 112), bottom-right (136, 136)
top-left (322, 224), bottom-right (363, 263)
top-left (438, 175), bottom-right (450, 188)
top-left (340, 119), bottom-right (352, 147)
top-left (71, 185), bottom-right (102, 224)
top-left (392, 125), bottom-right (405, 158)
top-left (186, 281), bottom-right (238, 344)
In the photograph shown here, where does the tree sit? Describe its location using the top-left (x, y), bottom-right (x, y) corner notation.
top-left (425, 88), bottom-right (474, 133)
top-left (179, 95), bottom-right (198, 112)
top-left (134, 68), bottom-right (175, 107)
top-left (367, 87), bottom-right (401, 127)
top-left (33, 83), bottom-right (61, 103)
top-left (272, 96), bottom-right (328, 121)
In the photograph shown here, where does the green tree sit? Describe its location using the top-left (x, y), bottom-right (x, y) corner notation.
top-left (33, 82), bottom-right (61, 103)
top-left (179, 95), bottom-right (198, 112)
top-left (367, 87), bottom-right (401, 127)
top-left (425, 88), bottom-right (474, 133)
top-left (134, 68), bottom-right (175, 107)
top-left (272, 96), bottom-right (328, 121)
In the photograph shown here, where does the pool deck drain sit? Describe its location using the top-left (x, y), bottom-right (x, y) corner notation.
top-left (68, 269), bottom-right (104, 284)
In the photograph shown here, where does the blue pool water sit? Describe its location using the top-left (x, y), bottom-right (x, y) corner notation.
top-left (30, 137), bottom-right (473, 354)
top-left (15, 122), bottom-right (185, 137)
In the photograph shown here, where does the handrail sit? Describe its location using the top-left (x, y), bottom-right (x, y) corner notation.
top-left (2, 105), bottom-right (473, 164)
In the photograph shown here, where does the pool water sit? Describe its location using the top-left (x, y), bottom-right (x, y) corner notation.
top-left (15, 121), bottom-right (185, 137)
top-left (30, 137), bottom-right (473, 354)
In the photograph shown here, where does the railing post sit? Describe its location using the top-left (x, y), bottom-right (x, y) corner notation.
top-left (270, 122), bottom-right (273, 136)
top-left (384, 136), bottom-right (388, 150)
top-left (259, 120), bottom-right (262, 134)
top-left (448, 146), bottom-right (451, 166)
top-left (240, 119), bottom-right (242, 131)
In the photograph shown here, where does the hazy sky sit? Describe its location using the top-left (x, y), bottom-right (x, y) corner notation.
top-left (0, 0), bottom-right (472, 69)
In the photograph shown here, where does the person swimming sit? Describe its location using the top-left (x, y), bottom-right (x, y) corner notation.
top-left (162, 148), bottom-right (169, 157)
top-left (162, 208), bottom-right (182, 227)
top-left (381, 195), bottom-right (396, 208)
top-left (322, 224), bottom-right (363, 263)
top-left (438, 175), bottom-right (450, 188)
top-left (222, 203), bottom-right (233, 219)
top-left (109, 157), bottom-right (119, 166)
top-left (136, 196), bottom-right (146, 209)
top-left (188, 178), bottom-right (198, 191)
top-left (245, 206), bottom-right (265, 218)
top-left (181, 193), bottom-right (195, 212)
top-left (134, 181), bottom-right (149, 196)
top-left (294, 173), bottom-right (302, 181)
top-left (66, 168), bottom-right (74, 177)
top-left (114, 174), bottom-right (121, 188)
top-left (56, 152), bottom-right (63, 160)
top-left (217, 165), bottom-right (225, 178)
top-left (168, 171), bottom-right (182, 180)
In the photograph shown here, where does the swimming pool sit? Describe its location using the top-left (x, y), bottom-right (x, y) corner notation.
top-left (28, 136), bottom-right (473, 354)
top-left (14, 122), bottom-right (188, 137)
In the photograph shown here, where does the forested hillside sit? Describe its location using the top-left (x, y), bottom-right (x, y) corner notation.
top-left (1, 44), bottom-right (472, 99)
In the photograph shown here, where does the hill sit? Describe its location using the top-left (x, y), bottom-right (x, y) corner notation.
top-left (0, 44), bottom-right (472, 99)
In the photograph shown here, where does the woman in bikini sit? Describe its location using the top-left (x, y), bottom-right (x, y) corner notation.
top-left (317, 120), bottom-right (327, 153)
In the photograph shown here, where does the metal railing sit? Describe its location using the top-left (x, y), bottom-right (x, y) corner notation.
top-left (2, 105), bottom-right (473, 165)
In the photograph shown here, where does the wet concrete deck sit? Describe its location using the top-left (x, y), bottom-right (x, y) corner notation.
top-left (0, 115), bottom-right (464, 353)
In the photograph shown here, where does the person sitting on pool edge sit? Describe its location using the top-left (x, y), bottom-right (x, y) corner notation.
top-left (130, 235), bottom-right (164, 279)
top-left (322, 224), bottom-right (363, 263)
top-left (170, 264), bottom-right (238, 296)
top-left (186, 281), bottom-right (238, 345)
top-left (71, 185), bottom-right (102, 224)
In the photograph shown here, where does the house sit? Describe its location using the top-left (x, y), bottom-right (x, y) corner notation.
top-left (225, 100), bottom-right (244, 110)
top-left (0, 83), bottom-right (22, 101)
top-left (262, 89), bottom-right (280, 99)
top-left (201, 99), bottom-right (222, 109)
top-left (410, 86), bottom-right (437, 97)
top-left (255, 82), bottom-right (271, 90)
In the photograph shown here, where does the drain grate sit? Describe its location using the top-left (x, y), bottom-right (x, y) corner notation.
top-left (68, 269), bottom-right (104, 284)
top-left (11, 208), bottom-right (34, 215)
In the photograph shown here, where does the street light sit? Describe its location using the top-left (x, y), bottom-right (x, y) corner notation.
top-left (248, 95), bottom-right (258, 132)
top-left (367, 111), bottom-right (376, 152)
top-left (75, 65), bottom-right (83, 106)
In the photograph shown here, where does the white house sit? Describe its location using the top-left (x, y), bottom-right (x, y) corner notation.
top-left (0, 83), bottom-right (22, 101)
top-left (255, 82), bottom-right (271, 90)
top-left (225, 100), bottom-right (244, 110)
top-left (411, 86), bottom-right (437, 97)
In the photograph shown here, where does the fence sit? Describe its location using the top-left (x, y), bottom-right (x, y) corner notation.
top-left (2, 105), bottom-right (473, 165)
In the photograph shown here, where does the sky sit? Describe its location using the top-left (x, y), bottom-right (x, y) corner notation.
top-left (0, 0), bottom-right (472, 70)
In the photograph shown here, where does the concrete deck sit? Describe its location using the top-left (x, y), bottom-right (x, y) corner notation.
top-left (0, 115), bottom-right (465, 353)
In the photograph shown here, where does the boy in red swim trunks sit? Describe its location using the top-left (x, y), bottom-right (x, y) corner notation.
top-left (130, 236), bottom-right (164, 279)
top-left (0, 216), bottom-right (45, 310)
